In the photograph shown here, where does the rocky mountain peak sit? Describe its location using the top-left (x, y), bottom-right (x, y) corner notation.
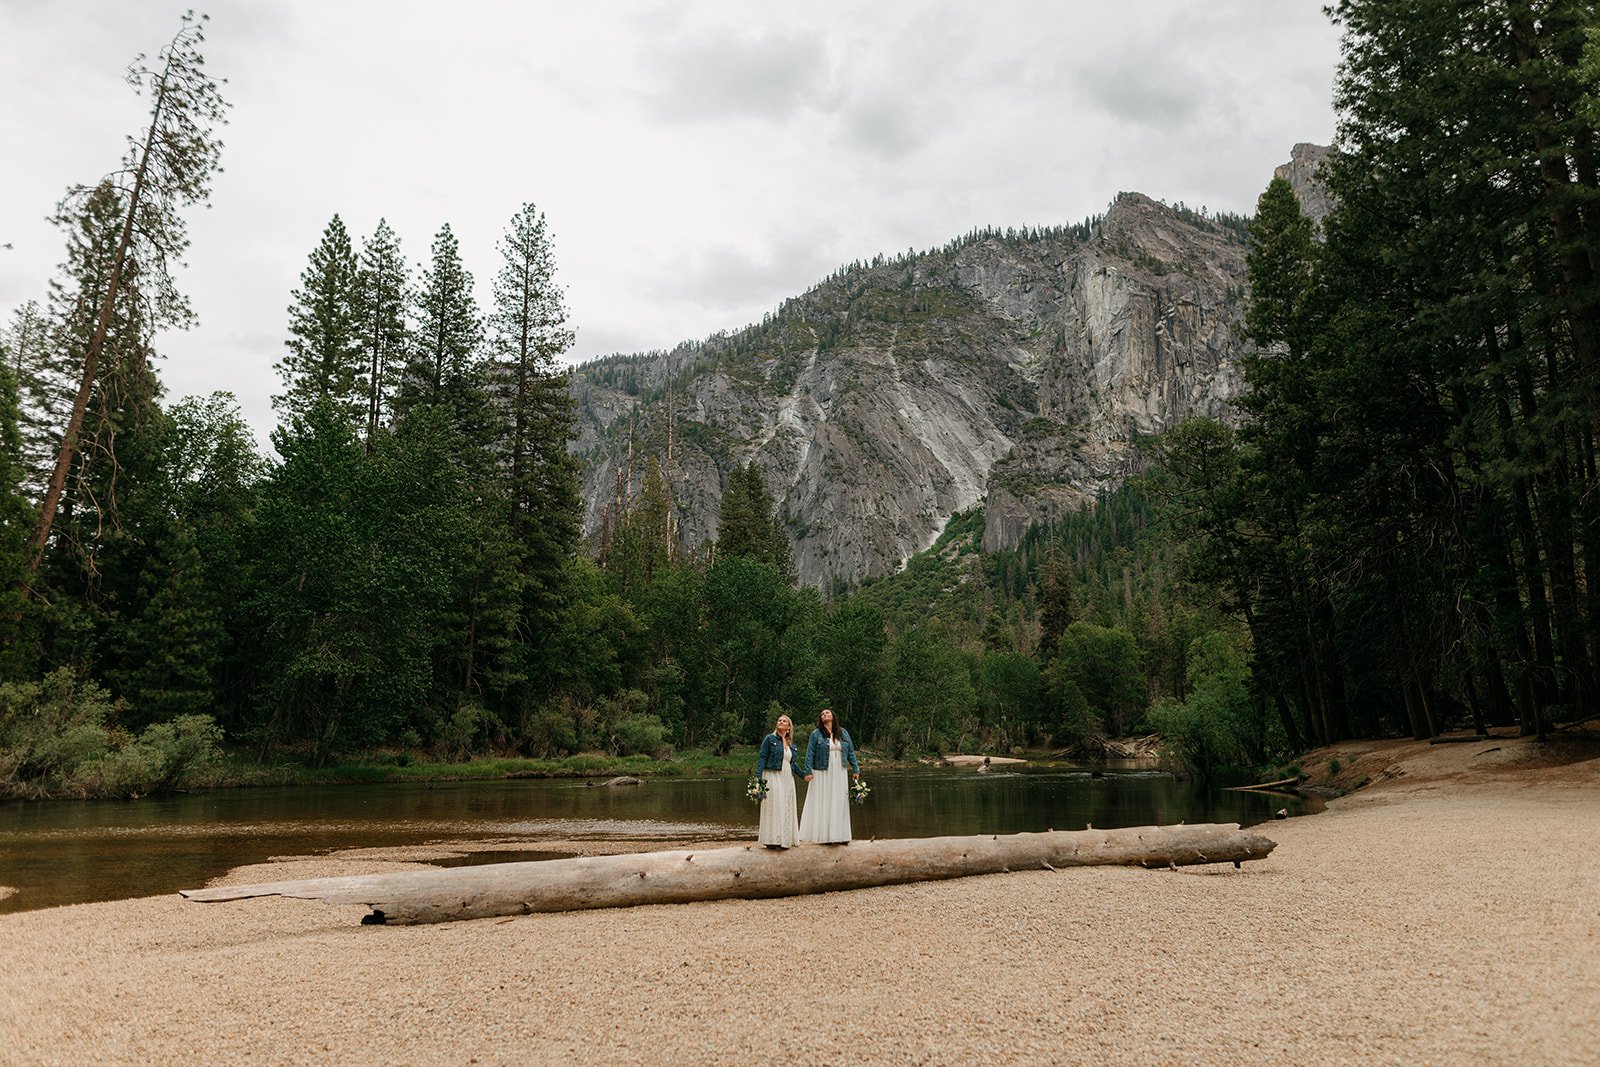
top-left (1274, 142), bottom-right (1334, 227)
top-left (571, 153), bottom-right (1322, 589)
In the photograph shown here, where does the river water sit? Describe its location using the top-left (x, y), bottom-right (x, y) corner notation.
top-left (0, 764), bottom-right (1310, 915)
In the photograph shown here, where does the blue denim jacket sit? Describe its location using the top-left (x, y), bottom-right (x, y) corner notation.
top-left (755, 734), bottom-right (805, 777)
top-left (805, 728), bottom-right (858, 774)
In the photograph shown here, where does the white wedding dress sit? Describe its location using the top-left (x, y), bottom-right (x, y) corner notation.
top-left (798, 738), bottom-right (851, 843)
top-left (758, 743), bottom-right (799, 847)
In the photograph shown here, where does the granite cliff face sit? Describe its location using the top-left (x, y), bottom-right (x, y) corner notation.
top-left (570, 183), bottom-right (1272, 589)
top-left (1274, 142), bottom-right (1334, 228)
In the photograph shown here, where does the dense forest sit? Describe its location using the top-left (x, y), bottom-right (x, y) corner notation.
top-left (2, 2), bottom-right (1597, 798)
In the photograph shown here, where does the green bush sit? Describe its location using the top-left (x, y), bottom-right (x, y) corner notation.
top-left (436, 702), bottom-right (491, 763)
top-left (614, 712), bottom-right (671, 759)
top-left (0, 669), bottom-right (222, 799)
top-left (67, 715), bottom-right (224, 798)
top-left (526, 703), bottom-right (579, 758)
top-left (0, 669), bottom-right (119, 797)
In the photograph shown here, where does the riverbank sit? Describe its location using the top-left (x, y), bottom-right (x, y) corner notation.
top-left (210, 747), bottom-right (759, 788)
top-left (1, 730), bottom-right (1595, 1064)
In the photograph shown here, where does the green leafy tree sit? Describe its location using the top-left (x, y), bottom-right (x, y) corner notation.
top-left (153, 393), bottom-right (264, 727)
top-left (699, 556), bottom-right (816, 751)
top-left (883, 625), bottom-right (976, 752)
top-left (246, 398), bottom-right (467, 763)
top-left (976, 651), bottom-right (1040, 748)
top-left (1149, 628), bottom-right (1278, 780)
top-left (815, 597), bottom-right (887, 740)
top-left (1052, 622), bottom-right (1144, 737)
top-left (107, 522), bottom-right (220, 728)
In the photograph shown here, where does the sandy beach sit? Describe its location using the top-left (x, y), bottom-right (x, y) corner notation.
top-left (2, 732), bottom-right (1596, 1065)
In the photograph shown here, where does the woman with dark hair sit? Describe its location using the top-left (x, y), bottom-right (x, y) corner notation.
top-left (755, 713), bottom-right (805, 848)
top-left (799, 707), bottom-right (858, 844)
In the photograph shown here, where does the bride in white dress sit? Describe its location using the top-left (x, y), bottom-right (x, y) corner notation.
top-left (756, 714), bottom-right (803, 848)
top-left (799, 708), bottom-right (858, 844)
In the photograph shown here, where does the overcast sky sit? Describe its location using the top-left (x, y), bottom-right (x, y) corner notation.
top-left (0, 1), bottom-right (1341, 445)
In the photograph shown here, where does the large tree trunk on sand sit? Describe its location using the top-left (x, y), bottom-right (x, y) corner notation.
top-left (180, 824), bottom-right (1277, 926)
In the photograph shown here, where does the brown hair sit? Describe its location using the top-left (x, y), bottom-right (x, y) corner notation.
top-left (817, 708), bottom-right (842, 740)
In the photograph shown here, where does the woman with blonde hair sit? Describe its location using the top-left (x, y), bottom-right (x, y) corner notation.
top-left (755, 713), bottom-right (805, 848)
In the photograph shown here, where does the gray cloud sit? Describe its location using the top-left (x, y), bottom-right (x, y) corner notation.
top-left (650, 230), bottom-right (838, 312)
top-left (1070, 50), bottom-right (1207, 127)
top-left (640, 26), bottom-right (834, 122)
top-left (835, 95), bottom-right (926, 160)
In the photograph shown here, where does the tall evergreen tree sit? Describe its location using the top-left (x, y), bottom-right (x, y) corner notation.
top-left (22, 13), bottom-right (227, 592)
top-left (483, 205), bottom-right (582, 718)
top-left (275, 214), bottom-right (366, 426)
top-left (36, 181), bottom-right (172, 684)
top-left (2, 300), bottom-right (71, 497)
top-left (355, 218), bottom-right (408, 447)
top-left (0, 361), bottom-right (35, 678)
top-left (716, 461), bottom-right (793, 582)
top-left (396, 223), bottom-right (484, 431)
top-left (247, 397), bottom-right (468, 763)
top-left (1035, 555), bottom-right (1075, 660)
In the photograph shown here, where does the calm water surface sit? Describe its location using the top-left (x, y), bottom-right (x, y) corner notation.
top-left (0, 765), bottom-right (1311, 915)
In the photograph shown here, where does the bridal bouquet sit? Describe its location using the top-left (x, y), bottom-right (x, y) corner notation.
top-left (745, 774), bottom-right (768, 803)
top-left (851, 777), bottom-right (871, 805)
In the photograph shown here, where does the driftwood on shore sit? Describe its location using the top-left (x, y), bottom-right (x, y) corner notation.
top-left (1224, 776), bottom-right (1304, 794)
top-left (179, 824), bottom-right (1277, 926)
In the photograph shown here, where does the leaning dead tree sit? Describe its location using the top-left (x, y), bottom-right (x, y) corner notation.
top-left (181, 824), bottom-right (1277, 926)
top-left (21, 11), bottom-right (228, 591)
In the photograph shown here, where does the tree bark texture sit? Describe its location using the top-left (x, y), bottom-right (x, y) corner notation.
top-left (180, 824), bottom-right (1278, 926)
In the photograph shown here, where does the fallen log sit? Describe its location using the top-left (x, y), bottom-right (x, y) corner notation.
top-left (179, 824), bottom-right (1276, 926)
top-left (1224, 776), bottom-right (1304, 793)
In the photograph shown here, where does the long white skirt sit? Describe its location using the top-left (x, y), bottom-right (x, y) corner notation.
top-left (758, 769), bottom-right (799, 847)
top-left (798, 763), bottom-right (852, 843)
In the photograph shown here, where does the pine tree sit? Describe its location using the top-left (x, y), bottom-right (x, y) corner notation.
top-left (489, 203), bottom-right (578, 548)
top-left (1035, 555), bottom-right (1075, 660)
top-left (162, 392), bottom-right (265, 729)
top-left (23, 13), bottom-right (227, 591)
top-left (356, 218), bottom-right (408, 447)
top-left (38, 181), bottom-right (170, 666)
top-left (2, 300), bottom-right (71, 496)
top-left (0, 360), bottom-right (36, 678)
top-left (275, 214), bottom-right (366, 426)
top-left (396, 223), bottom-right (484, 432)
top-left (605, 457), bottom-right (672, 603)
top-left (109, 521), bottom-right (221, 728)
top-left (716, 461), bottom-right (793, 582)
top-left (483, 205), bottom-right (581, 716)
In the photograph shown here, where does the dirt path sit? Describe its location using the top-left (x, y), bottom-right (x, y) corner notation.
top-left (1, 732), bottom-right (1596, 1065)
